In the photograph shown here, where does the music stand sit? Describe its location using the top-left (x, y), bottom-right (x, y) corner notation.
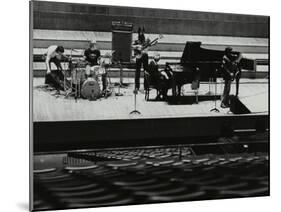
top-left (210, 70), bottom-right (220, 112)
top-left (129, 89), bottom-right (141, 115)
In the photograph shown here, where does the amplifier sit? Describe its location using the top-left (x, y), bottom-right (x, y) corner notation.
top-left (112, 21), bottom-right (133, 63)
top-left (112, 21), bottom-right (133, 32)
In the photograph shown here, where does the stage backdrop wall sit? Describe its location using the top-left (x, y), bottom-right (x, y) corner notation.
top-left (33, 1), bottom-right (269, 38)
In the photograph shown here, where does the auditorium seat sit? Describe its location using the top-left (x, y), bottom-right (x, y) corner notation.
top-left (33, 140), bottom-right (269, 210)
top-left (149, 190), bottom-right (206, 202)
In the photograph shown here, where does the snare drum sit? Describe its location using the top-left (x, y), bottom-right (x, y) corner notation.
top-left (89, 66), bottom-right (106, 77)
top-left (81, 78), bottom-right (101, 100)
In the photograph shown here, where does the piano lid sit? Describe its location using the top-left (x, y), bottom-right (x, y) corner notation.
top-left (180, 41), bottom-right (225, 64)
top-left (179, 41), bottom-right (255, 71)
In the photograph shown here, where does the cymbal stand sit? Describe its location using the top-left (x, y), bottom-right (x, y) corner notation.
top-left (115, 61), bottom-right (124, 96)
top-left (63, 63), bottom-right (66, 92)
top-left (64, 56), bottom-right (79, 102)
top-left (65, 49), bottom-right (73, 92)
top-left (104, 66), bottom-right (114, 98)
top-left (210, 71), bottom-right (220, 112)
top-left (205, 78), bottom-right (214, 95)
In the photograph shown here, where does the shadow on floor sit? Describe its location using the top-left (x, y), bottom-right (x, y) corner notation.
top-left (148, 95), bottom-right (221, 105)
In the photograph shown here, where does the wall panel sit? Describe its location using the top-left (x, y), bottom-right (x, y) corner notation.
top-left (33, 1), bottom-right (269, 37)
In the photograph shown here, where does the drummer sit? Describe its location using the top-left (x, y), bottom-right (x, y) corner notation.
top-left (84, 40), bottom-right (101, 67)
top-left (84, 40), bottom-right (107, 94)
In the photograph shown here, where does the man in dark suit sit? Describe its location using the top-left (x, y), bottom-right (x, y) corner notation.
top-left (221, 47), bottom-right (241, 108)
top-left (147, 53), bottom-right (173, 100)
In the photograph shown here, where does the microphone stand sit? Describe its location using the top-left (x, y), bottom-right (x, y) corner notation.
top-left (210, 69), bottom-right (220, 113)
top-left (129, 89), bottom-right (141, 115)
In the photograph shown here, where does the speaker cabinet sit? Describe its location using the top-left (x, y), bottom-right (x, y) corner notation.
top-left (112, 21), bottom-right (133, 63)
top-left (229, 95), bottom-right (251, 114)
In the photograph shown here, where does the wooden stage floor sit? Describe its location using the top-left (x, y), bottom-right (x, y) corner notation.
top-left (32, 78), bottom-right (268, 122)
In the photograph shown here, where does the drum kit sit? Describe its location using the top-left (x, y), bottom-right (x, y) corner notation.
top-left (64, 53), bottom-right (113, 101)
top-left (58, 50), bottom-right (142, 116)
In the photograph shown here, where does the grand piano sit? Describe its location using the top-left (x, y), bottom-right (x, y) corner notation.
top-left (166, 41), bottom-right (255, 98)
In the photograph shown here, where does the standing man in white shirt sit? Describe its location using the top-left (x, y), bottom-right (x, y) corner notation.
top-left (44, 45), bottom-right (66, 91)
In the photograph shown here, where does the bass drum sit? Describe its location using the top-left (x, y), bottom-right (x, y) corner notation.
top-left (81, 78), bottom-right (101, 100)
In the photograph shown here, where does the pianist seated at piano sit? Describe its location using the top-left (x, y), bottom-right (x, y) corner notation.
top-left (146, 53), bottom-right (173, 100)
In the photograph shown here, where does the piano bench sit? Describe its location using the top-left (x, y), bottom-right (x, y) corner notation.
top-left (144, 72), bottom-right (160, 101)
top-left (180, 88), bottom-right (199, 104)
top-left (144, 87), bottom-right (160, 101)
